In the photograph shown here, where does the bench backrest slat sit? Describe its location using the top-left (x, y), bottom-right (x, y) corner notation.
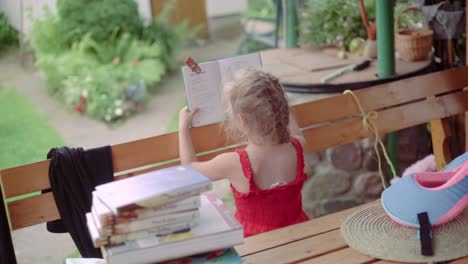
top-left (1, 160), bottom-right (50, 199)
top-left (8, 192), bottom-right (57, 230)
top-left (1, 67), bottom-right (468, 231)
top-left (293, 66), bottom-right (468, 127)
top-left (111, 124), bottom-right (227, 172)
top-left (303, 90), bottom-right (468, 153)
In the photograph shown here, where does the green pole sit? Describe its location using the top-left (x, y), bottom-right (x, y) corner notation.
top-left (285, 0), bottom-right (298, 48)
top-left (376, 0), bottom-right (395, 77)
top-left (376, 0), bottom-right (398, 178)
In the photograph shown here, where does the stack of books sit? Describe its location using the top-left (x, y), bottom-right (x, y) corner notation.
top-left (86, 165), bottom-right (244, 264)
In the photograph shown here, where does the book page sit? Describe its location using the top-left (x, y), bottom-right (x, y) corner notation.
top-left (182, 61), bottom-right (223, 127)
top-left (217, 53), bottom-right (262, 86)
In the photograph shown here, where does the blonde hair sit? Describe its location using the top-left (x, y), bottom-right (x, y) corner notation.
top-left (223, 69), bottom-right (290, 145)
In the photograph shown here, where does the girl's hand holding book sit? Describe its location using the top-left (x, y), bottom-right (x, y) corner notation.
top-left (179, 107), bottom-right (199, 130)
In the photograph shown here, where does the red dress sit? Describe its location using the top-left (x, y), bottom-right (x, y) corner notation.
top-left (230, 138), bottom-right (309, 238)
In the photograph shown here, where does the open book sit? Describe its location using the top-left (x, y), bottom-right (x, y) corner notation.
top-left (182, 53), bottom-right (262, 127)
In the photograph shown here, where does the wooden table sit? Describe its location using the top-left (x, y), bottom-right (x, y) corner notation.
top-left (234, 201), bottom-right (468, 264)
top-left (260, 48), bottom-right (433, 93)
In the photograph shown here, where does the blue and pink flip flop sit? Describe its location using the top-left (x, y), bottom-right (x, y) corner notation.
top-left (382, 152), bottom-right (468, 228)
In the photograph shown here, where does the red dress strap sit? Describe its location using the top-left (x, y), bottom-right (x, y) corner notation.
top-left (290, 137), bottom-right (305, 180)
top-left (235, 148), bottom-right (259, 192)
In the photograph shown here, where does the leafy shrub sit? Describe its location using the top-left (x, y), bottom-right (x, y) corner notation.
top-left (56, 0), bottom-right (143, 45)
top-left (142, 2), bottom-right (197, 71)
top-left (36, 33), bottom-right (166, 121)
top-left (244, 0), bottom-right (276, 20)
top-left (29, 1), bottom-right (194, 122)
top-left (299, 0), bottom-right (376, 49)
top-left (35, 38), bottom-right (98, 94)
top-left (0, 13), bottom-right (18, 52)
top-left (299, 0), bottom-right (422, 50)
top-left (28, 7), bottom-right (66, 57)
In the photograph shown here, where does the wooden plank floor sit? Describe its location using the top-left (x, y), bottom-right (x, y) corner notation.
top-left (235, 202), bottom-right (468, 263)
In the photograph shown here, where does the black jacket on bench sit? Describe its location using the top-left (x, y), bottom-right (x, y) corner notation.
top-left (47, 146), bottom-right (113, 258)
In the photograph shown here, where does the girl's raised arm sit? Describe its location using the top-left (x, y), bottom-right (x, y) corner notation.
top-left (178, 107), bottom-right (236, 181)
top-left (178, 107), bottom-right (198, 165)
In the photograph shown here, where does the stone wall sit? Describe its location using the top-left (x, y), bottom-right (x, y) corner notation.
top-left (302, 125), bottom-right (432, 218)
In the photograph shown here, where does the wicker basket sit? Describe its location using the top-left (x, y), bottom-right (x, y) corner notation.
top-left (395, 7), bottom-right (433, 62)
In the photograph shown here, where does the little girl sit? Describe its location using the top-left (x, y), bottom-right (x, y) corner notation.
top-left (178, 69), bottom-right (309, 237)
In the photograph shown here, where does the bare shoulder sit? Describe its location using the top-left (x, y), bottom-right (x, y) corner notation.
top-left (211, 152), bottom-right (240, 169)
top-left (213, 151), bottom-right (238, 161)
top-left (212, 152), bottom-right (242, 179)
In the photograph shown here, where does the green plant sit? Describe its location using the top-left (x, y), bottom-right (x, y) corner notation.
top-left (0, 13), bottom-right (18, 52)
top-left (56, 0), bottom-right (143, 45)
top-left (244, 0), bottom-right (276, 20)
top-left (299, 0), bottom-right (421, 50)
top-left (395, 0), bottom-right (427, 31)
top-left (35, 38), bottom-right (98, 94)
top-left (61, 59), bottom-right (165, 122)
top-left (37, 34), bottom-right (166, 122)
top-left (455, 32), bottom-right (465, 65)
top-left (142, 2), bottom-right (198, 71)
top-left (299, 0), bottom-right (375, 49)
top-left (27, 6), bottom-right (66, 56)
top-left (29, 0), bottom-right (194, 123)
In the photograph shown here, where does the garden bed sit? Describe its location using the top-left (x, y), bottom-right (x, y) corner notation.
top-left (28, 0), bottom-right (197, 123)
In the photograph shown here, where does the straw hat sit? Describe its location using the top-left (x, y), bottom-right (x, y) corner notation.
top-left (341, 204), bottom-right (468, 263)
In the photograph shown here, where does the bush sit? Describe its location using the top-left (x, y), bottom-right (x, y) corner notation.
top-left (244, 0), bottom-right (276, 20)
top-left (28, 7), bottom-right (66, 57)
top-left (299, 0), bottom-right (375, 49)
top-left (36, 33), bottom-right (166, 121)
top-left (299, 0), bottom-right (422, 50)
top-left (29, 1), bottom-right (194, 123)
top-left (0, 13), bottom-right (18, 52)
top-left (56, 0), bottom-right (143, 45)
top-left (142, 2), bottom-right (197, 71)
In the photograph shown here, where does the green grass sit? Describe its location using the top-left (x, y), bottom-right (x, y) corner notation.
top-left (0, 88), bottom-right (64, 204)
top-left (0, 88), bottom-right (64, 170)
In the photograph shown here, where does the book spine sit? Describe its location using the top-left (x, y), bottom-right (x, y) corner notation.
top-left (114, 196), bottom-right (201, 224)
top-left (116, 183), bottom-right (211, 214)
top-left (100, 221), bottom-right (194, 246)
top-left (113, 210), bottom-right (199, 234)
top-left (86, 212), bottom-right (106, 248)
top-left (109, 228), bottom-right (193, 246)
top-left (92, 191), bottom-right (114, 228)
top-left (92, 207), bottom-right (113, 236)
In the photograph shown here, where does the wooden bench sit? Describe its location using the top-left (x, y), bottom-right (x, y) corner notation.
top-left (1, 66), bottom-right (468, 263)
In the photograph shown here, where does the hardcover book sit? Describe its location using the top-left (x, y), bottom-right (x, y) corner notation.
top-left (95, 165), bottom-right (211, 214)
top-left (92, 193), bottom-right (200, 229)
top-left (103, 193), bottom-right (243, 264)
top-left (87, 212), bottom-right (195, 247)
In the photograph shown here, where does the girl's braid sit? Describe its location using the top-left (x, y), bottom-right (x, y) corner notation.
top-left (260, 74), bottom-right (290, 143)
